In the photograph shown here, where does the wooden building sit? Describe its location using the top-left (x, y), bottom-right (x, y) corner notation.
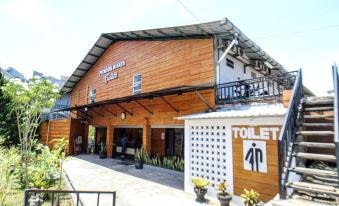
top-left (40, 18), bottom-right (301, 201)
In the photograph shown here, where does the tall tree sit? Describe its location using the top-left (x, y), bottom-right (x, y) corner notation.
top-left (3, 77), bottom-right (60, 187)
top-left (0, 73), bottom-right (19, 146)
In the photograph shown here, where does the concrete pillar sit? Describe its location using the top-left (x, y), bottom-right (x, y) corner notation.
top-left (106, 119), bottom-right (114, 158)
top-left (143, 118), bottom-right (151, 154)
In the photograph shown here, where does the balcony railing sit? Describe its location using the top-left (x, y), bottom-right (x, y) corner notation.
top-left (41, 104), bottom-right (70, 121)
top-left (216, 71), bottom-right (298, 104)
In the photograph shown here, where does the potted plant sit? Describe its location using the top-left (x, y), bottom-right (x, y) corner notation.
top-left (99, 141), bottom-right (107, 159)
top-left (216, 180), bottom-right (232, 206)
top-left (192, 177), bottom-right (209, 202)
top-left (134, 146), bottom-right (144, 169)
top-left (241, 189), bottom-right (263, 206)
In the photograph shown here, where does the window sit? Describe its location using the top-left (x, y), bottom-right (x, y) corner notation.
top-left (88, 88), bottom-right (96, 103)
top-left (132, 74), bottom-right (142, 95)
top-left (226, 58), bottom-right (234, 69)
top-left (251, 72), bottom-right (256, 78)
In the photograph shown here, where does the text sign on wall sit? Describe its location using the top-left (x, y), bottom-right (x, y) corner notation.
top-left (99, 60), bottom-right (126, 84)
top-left (243, 140), bottom-right (267, 173)
top-left (232, 126), bottom-right (281, 174)
top-left (232, 126), bottom-right (280, 141)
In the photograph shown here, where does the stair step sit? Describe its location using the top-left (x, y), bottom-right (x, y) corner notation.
top-left (304, 98), bottom-right (333, 106)
top-left (286, 182), bottom-right (339, 196)
top-left (296, 142), bottom-right (335, 148)
top-left (304, 114), bottom-right (334, 119)
top-left (294, 152), bottom-right (336, 162)
top-left (304, 106), bottom-right (334, 112)
top-left (302, 123), bottom-right (334, 127)
top-left (289, 167), bottom-right (338, 177)
top-left (297, 131), bottom-right (334, 136)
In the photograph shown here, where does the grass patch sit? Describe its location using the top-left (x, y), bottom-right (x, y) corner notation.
top-left (3, 178), bottom-right (73, 206)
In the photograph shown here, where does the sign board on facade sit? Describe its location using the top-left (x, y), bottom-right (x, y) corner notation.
top-left (99, 60), bottom-right (126, 84)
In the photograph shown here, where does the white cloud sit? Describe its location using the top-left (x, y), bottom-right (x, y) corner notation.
top-left (2, 0), bottom-right (49, 30)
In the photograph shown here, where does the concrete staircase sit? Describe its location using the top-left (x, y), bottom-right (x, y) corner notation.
top-left (286, 96), bottom-right (339, 205)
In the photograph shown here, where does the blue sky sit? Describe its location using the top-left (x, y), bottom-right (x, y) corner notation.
top-left (0, 0), bottom-right (338, 95)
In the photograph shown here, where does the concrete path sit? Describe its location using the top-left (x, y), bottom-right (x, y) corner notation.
top-left (63, 155), bottom-right (220, 206)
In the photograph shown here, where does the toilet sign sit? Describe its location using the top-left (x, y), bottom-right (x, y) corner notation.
top-left (243, 140), bottom-right (267, 173)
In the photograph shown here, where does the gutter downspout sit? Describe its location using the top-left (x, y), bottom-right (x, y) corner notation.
top-left (216, 34), bottom-right (238, 85)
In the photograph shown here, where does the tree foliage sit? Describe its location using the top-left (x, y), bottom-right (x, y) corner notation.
top-left (2, 76), bottom-right (60, 187)
top-left (0, 73), bottom-right (19, 146)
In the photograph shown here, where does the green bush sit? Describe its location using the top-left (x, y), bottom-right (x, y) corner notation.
top-left (143, 154), bottom-right (184, 172)
top-left (0, 139), bottom-right (21, 205)
top-left (27, 139), bottom-right (67, 189)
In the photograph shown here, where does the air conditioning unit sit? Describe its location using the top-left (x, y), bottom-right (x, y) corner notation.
top-left (235, 47), bottom-right (250, 64)
top-left (237, 47), bottom-right (244, 56)
top-left (252, 60), bottom-right (264, 70)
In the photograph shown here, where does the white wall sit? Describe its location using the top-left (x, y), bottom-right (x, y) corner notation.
top-left (219, 54), bottom-right (263, 84)
top-left (184, 115), bottom-right (285, 199)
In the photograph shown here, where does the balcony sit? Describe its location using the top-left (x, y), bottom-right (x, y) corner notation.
top-left (216, 71), bottom-right (298, 104)
top-left (41, 104), bottom-right (70, 121)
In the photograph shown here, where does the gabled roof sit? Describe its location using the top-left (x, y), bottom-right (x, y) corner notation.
top-left (61, 18), bottom-right (286, 93)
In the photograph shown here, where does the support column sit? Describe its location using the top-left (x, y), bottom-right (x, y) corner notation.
top-left (106, 119), bottom-right (114, 158)
top-left (143, 118), bottom-right (151, 154)
top-left (83, 123), bottom-right (89, 154)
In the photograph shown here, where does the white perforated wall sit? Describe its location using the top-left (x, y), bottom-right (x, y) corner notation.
top-left (184, 120), bottom-right (234, 197)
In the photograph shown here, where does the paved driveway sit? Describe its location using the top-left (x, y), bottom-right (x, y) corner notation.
top-left (63, 155), bottom-right (219, 206)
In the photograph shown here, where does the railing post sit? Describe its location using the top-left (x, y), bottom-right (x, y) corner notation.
top-left (278, 142), bottom-right (286, 199)
top-left (277, 69), bottom-right (303, 200)
top-left (24, 190), bottom-right (29, 206)
top-left (331, 63), bottom-right (339, 186)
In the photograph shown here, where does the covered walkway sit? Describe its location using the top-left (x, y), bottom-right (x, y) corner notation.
top-left (63, 155), bottom-right (221, 206)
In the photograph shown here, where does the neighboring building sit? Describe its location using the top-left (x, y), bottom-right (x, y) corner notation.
top-left (33, 71), bottom-right (70, 119)
top-left (0, 67), bottom-right (27, 82)
top-left (39, 18), bottom-right (337, 204)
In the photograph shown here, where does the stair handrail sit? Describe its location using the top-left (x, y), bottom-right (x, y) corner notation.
top-left (331, 63), bottom-right (339, 185)
top-left (278, 69), bottom-right (304, 199)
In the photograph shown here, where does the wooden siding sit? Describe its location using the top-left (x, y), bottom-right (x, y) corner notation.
top-left (70, 39), bottom-right (214, 106)
top-left (40, 119), bottom-right (71, 154)
top-left (232, 125), bottom-right (281, 201)
top-left (151, 128), bottom-right (166, 157)
top-left (87, 89), bottom-right (214, 126)
top-left (40, 119), bottom-right (85, 155)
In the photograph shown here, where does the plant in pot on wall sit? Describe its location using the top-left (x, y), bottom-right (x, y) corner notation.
top-left (134, 146), bottom-right (144, 169)
top-left (241, 189), bottom-right (263, 206)
top-left (99, 141), bottom-right (107, 159)
top-left (192, 177), bottom-right (209, 202)
top-left (216, 180), bottom-right (232, 206)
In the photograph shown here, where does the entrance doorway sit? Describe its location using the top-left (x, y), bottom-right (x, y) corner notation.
top-left (113, 128), bottom-right (143, 159)
top-left (165, 128), bottom-right (184, 158)
top-left (91, 127), bottom-right (107, 154)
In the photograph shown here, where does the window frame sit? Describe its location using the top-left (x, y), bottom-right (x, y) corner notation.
top-left (88, 88), bottom-right (96, 103)
top-left (226, 58), bottom-right (234, 69)
top-left (132, 74), bottom-right (142, 95)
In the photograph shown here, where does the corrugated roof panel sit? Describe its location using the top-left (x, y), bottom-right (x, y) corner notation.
top-left (61, 18), bottom-right (287, 93)
top-left (84, 55), bottom-right (97, 62)
top-left (176, 103), bottom-right (287, 120)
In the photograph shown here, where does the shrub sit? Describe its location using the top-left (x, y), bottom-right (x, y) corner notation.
top-left (0, 138), bottom-right (21, 204)
top-left (241, 188), bottom-right (260, 206)
top-left (192, 178), bottom-right (209, 190)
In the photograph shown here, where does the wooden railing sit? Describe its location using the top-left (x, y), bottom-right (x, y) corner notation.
top-left (332, 63), bottom-right (339, 185)
top-left (216, 71), bottom-right (298, 104)
top-left (278, 69), bottom-right (303, 199)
